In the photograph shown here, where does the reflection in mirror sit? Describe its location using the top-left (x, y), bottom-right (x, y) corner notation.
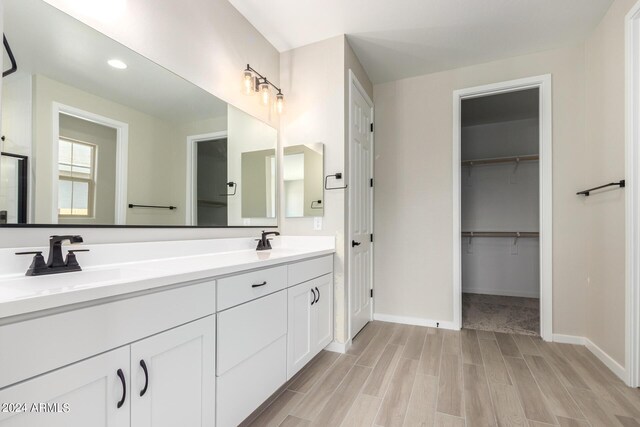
top-left (283, 144), bottom-right (324, 218)
top-left (0, 0), bottom-right (277, 227)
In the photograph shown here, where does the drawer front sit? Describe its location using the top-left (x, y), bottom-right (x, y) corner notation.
top-left (216, 335), bottom-right (287, 427)
top-left (216, 290), bottom-right (287, 376)
top-left (217, 265), bottom-right (287, 311)
top-left (0, 280), bottom-right (216, 389)
top-left (288, 255), bottom-right (333, 286)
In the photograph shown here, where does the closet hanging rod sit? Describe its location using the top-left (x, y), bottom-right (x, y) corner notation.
top-left (461, 231), bottom-right (539, 238)
top-left (576, 180), bottom-right (625, 196)
top-left (461, 154), bottom-right (539, 167)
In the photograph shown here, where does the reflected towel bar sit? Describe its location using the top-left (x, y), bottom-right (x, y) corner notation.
top-left (219, 182), bottom-right (237, 196)
top-left (576, 180), bottom-right (625, 196)
top-left (128, 204), bottom-right (176, 210)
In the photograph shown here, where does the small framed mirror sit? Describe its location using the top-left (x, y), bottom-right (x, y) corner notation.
top-left (283, 143), bottom-right (324, 218)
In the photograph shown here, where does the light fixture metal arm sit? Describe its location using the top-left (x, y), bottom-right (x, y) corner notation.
top-left (246, 64), bottom-right (283, 94)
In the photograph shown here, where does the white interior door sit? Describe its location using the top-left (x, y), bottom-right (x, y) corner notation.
top-left (349, 72), bottom-right (374, 339)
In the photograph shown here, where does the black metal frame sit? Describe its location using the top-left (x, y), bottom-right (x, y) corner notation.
top-left (577, 180), bottom-right (625, 196)
top-left (2, 35), bottom-right (17, 78)
top-left (1, 151), bottom-right (28, 224)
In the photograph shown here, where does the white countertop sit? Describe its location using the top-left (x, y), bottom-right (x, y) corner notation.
top-left (0, 237), bottom-right (335, 320)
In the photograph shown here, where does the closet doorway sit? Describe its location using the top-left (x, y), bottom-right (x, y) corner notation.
top-left (452, 76), bottom-right (553, 340)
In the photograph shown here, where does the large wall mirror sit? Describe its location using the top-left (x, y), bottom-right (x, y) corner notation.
top-left (283, 144), bottom-right (324, 218)
top-left (0, 0), bottom-right (277, 227)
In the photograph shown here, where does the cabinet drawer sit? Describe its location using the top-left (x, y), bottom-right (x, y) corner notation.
top-left (216, 335), bottom-right (287, 427)
top-left (217, 265), bottom-right (287, 311)
top-left (288, 255), bottom-right (333, 286)
top-left (216, 290), bottom-right (287, 376)
top-left (0, 280), bottom-right (215, 389)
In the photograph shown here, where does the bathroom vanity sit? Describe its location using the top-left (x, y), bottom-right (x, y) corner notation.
top-left (0, 237), bottom-right (335, 427)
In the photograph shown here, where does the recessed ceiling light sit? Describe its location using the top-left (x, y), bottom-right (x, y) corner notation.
top-left (107, 59), bottom-right (127, 70)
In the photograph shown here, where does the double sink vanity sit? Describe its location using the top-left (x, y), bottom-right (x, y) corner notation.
top-left (0, 236), bottom-right (335, 426)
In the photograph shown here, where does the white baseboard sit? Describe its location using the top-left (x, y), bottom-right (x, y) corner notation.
top-left (552, 334), bottom-right (586, 345)
top-left (584, 338), bottom-right (627, 383)
top-left (552, 334), bottom-right (626, 383)
top-left (324, 339), bottom-right (352, 354)
top-left (373, 313), bottom-right (459, 331)
top-left (463, 289), bottom-right (540, 299)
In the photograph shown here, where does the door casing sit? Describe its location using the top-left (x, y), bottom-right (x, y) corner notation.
top-left (452, 75), bottom-right (553, 341)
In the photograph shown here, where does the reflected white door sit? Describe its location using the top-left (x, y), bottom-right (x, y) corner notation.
top-left (349, 72), bottom-right (374, 339)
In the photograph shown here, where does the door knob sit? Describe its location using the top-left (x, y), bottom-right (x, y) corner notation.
top-left (352, 240), bottom-right (361, 247)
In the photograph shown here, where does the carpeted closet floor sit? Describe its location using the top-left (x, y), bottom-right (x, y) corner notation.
top-left (462, 293), bottom-right (540, 336)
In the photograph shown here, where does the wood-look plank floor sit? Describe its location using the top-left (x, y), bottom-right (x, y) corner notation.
top-left (245, 322), bottom-right (640, 427)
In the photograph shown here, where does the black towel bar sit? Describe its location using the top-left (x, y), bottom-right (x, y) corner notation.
top-left (325, 173), bottom-right (347, 190)
top-left (577, 180), bottom-right (625, 196)
top-left (128, 204), bottom-right (176, 210)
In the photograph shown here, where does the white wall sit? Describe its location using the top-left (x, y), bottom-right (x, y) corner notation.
top-left (227, 105), bottom-right (277, 226)
top-left (583, 0), bottom-right (636, 366)
top-left (374, 44), bottom-right (588, 336)
top-left (279, 36), bottom-right (373, 344)
top-left (462, 238), bottom-right (540, 298)
top-left (0, 0), bottom-right (281, 247)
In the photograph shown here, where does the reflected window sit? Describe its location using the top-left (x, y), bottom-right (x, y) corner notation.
top-left (58, 138), bottom-right (96, 217)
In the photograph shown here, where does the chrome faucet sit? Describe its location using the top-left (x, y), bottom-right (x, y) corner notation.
top-left (16, 235), bottom-right (89, 276)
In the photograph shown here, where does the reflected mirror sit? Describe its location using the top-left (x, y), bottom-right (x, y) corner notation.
top-left (0, 0), bottom-right (277, 227)
top-left (283, 144), bottom-right (324, 217)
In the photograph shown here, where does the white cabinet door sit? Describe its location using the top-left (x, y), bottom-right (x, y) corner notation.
top-left (287, 280), bottom-right (315, 379)
top-left (130, 316), bottom-right (215, 427)
top-left (0, 347), bottom-right (130, 427)
top-left (312, 274), bottom-right (334, 352)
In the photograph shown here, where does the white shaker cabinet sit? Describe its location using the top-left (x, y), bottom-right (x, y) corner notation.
top-left (130, 316), bottom-right (215, 427)
top-left (0, 346), bottom-right (130, 427)
top-left (287, 273), bottom-right (334, 379)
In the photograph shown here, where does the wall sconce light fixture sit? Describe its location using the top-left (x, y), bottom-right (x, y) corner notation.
top-left (243, 64), bottom-right (284, 113)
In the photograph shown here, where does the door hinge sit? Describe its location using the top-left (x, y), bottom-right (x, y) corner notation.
top-left (370, 122), bottom-right (374, 132)
top-left (370, 289), bottom-right (374, 298)
top-left (370, 178), bottom-right (374, 188)
top-left (370, 234), bottom-right (373, 243)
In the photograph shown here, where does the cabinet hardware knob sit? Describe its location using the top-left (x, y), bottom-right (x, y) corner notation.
top-left (311, 288), bottom-right (316, 306)
top-left (252, 281), bottom-right (267, 288)
top-left (315, 287), bottom-right (320, 303)
top-left (116, 368), bottom-right (126, 408)
top-left (139, 360), bottom-right (149, 397)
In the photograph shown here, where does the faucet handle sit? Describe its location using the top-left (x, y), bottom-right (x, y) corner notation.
top-left (15, 251), bottom-right (48, 276)
top-left (65, 249), bottom-right (89, 269)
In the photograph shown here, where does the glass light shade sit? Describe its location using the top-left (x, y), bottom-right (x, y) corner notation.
top-left (243, 70), bottom-right (254, 95)
top-left (260, 81), bottom-right (270, 105)
top-left (275, 93), bottom-right (284, 114)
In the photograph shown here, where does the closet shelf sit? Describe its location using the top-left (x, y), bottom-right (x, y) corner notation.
top-left (461, 231), bottom-right (539, 238)
top-left (461, 154), bottom-right (539, 167)
top-left (197, 200), bottom-right (227, 208)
